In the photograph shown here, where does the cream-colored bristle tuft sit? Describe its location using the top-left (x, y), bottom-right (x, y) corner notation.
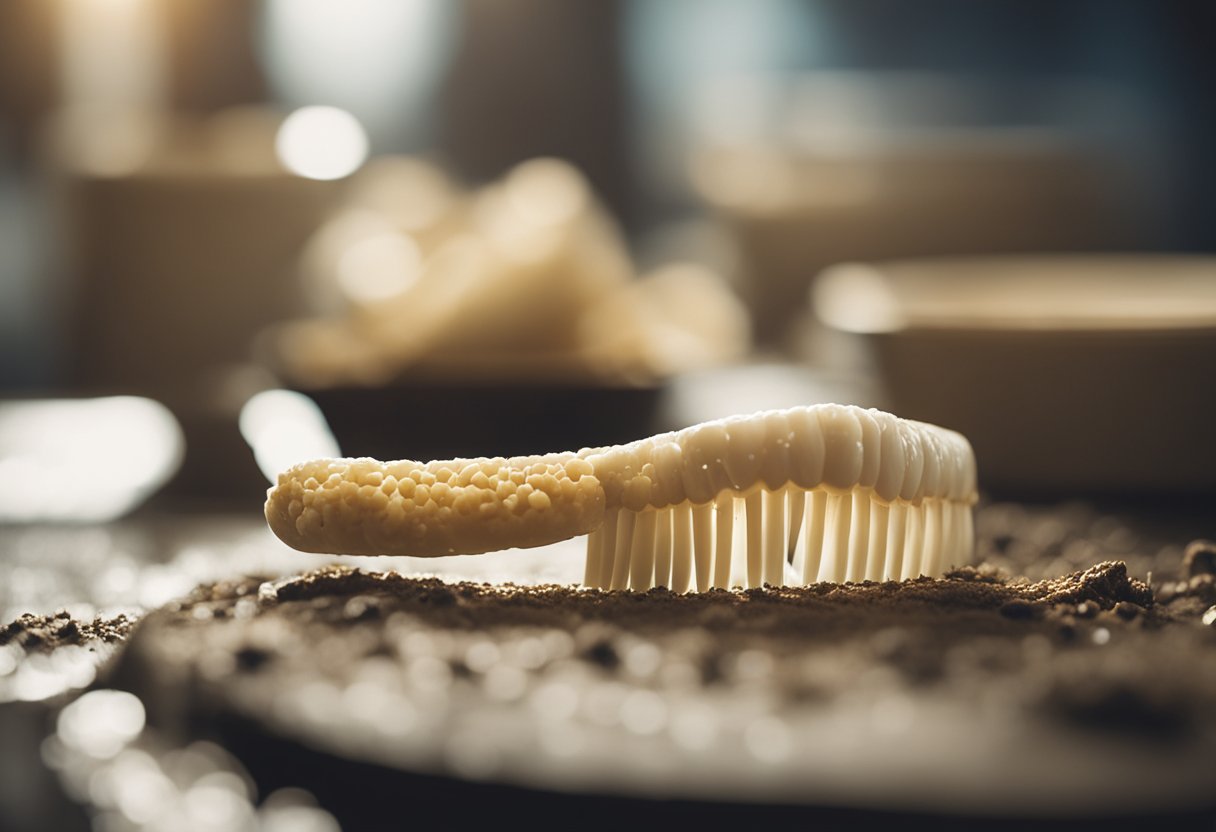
top-left (580, 488), bottom-right (975, 592)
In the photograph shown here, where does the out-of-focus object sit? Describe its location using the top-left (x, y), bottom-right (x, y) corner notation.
top-left (814, 255), bottom-right (1216, 495)
top-left (300, 381), bottom-right (664, 465)
top-left (0, 396), bottom-right (182, 523)
top-left (271, 156), bottom-right (750, 388)
top-left (690, 73), bottom-right (1156, 345)
top-left (439, 0), bottom-right (628, 219)
top-left (580, 263), bottom-right (751, 378)
top-left (239, 388), bottom-right (340, 483)
top-left (58, 0), bottom-right (164, 117)
top-left (50, 107), bottom-right (347, 500)
top-left (275, 105), bottom-right (369, 181)
top-left (260, 0), bottom-right (455, 150)
top-left (55, 107), bottom-right (344, 396)
top-left (267, 156), bottom-right (750, 461)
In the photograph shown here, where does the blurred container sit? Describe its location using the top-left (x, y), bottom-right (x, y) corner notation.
top-left (300, 376), bottom-right (663, 464)
top-left (690, 73), bottom-right (1155, 345)
top-left (814, 255), bottom-right (1216, 495)
top-left (52, 109), bottom-right (342, 397)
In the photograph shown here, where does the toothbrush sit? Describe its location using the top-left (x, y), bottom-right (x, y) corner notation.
top-left (265, 404), bottom-right (977, 591)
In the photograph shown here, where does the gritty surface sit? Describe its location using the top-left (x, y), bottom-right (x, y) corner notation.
top-left (117, 559), bottom-right (1212, 740)
top-left (106, 543), bottom-right (1216, 817)
top-left (0, 611), bottom-right (134, 652)
top-left (6, 503), bottom-right (1216, 821)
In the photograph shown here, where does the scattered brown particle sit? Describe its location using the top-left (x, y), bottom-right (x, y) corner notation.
top-left (0, 611), bottom-right (134, 652)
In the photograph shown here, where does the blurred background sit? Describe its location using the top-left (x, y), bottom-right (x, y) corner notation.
top-left (3, 4), bottom-right (1216, 829)
top-left (1, 0), bottom-right (1215, 508)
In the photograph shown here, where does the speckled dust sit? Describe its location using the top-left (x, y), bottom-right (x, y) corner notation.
top-left (8, 500), bottom-right (1216, 790)
top-left (107, 554), bottom-right (1216, 749)
top-left (0, 610), bottom-right (134, 652)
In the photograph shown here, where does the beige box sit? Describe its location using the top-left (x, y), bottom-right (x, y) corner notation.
top-left (814, 255), bottom-right (1216, 495)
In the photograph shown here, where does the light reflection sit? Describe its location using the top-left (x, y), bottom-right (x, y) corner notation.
top-left (812, 262), bottom-right (905, 334)
top-left (261, 0), bottom-right (454, 147)
top-left (0, 644), bottom-right (18, 676)
top-left (744, 715), bottom-right (793, 763)
top-left (239, 390), bottom-right (341, 484)
top-left (275, 106), bottom-right (369, 181)
top-left (619, 689), bottom-right (667, 735)
top-left (346, 156), bottom-right (460, 232)
top-left (10, 648), bottom-right (98, 702)
top-left (503, 158), bottom-right (589, 228)
top-left (483, 665), bottom-right (528, 702)
top-left (183, 781), bottom-right (257, 829)
top-left (109, 749), bottom-right (178, 823)
top-left (530, 681), bottom-right (579, 721)
top-left (47, 708), bottom-right (340, 832)
top-left (260, 801), bottom-right (343, 832)
top-left (669, 704), bottom-right (718, 751)
top-left (57, 690), bottom-right (146, 759)
top-left (336, 230), bottom-right (423, 303)
top-left (0, 397), bottom-right (183, 523)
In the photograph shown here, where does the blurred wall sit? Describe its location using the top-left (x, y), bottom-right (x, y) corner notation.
top-left (439, 0), bottom-right (631, 221)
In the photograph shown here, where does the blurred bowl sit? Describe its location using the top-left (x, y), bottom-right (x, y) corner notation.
top-left (814, 255), bottom-right (1216, 495)
top-left (274, 352), bottom-right (666, 463)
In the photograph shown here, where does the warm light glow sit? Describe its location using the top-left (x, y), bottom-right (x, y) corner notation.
top-left (275, 106), bottom-right (369, 181)
top-left (57, 690), bottom-right (146, 759)
top-left (59, 0), bottom-right (166, 113)
top-left (261, 0), bottom-right (454, 146)
top-left (239, 390), bottom-right (341, 484)
top-left (688, 146), bottom-right (798, 210)
top-left (0, 397), bottom-right (183, 523)
top-left (812, 262), bottom-right (905, 333)
top-left (336, 231), bottom-right (423, 304)
top-left (503, 158), bottom-right (588, 228)
top-left (347, 156), bottom-right (457, 231)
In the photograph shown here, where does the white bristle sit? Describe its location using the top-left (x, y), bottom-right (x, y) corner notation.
top-left (713, 495), bottom-right (733, 589)
top-left (671, 503), bottom-right (693, 593)
top-left (902, 505), bottom-right (924, 580)
top-left (692, 502), bottom-right (713, 592)
top-left (866, 501), bottom-right (890, 583)
top-left (609, 510), bottom-right (636, 590)
top-left (597, 507), bottom-right (619, 588)
top-left (745, 491), bottom-right (764, 588)
top-left (786, 488), bottom-right (805, 564)
top-left (654, 509), bottom-right (673, 589)
top-left (629, 510), bottom-right (657, 591)
top-left (802, 490), bottom-right (827, 585)
top-left (730, 498), bottom-right (748, 588)
top-left (885, 502), bottom-right (907, 581)
top-left (922, 500), bottom-right (943, 578)
top-left (584, 525), bottom-right (604, 588)
top-left (822, 493), bottom-right (851, 584)
top-left (845, 491), bottom-right (870, 583)
top-left (940, 500), bottom-right (956, 572)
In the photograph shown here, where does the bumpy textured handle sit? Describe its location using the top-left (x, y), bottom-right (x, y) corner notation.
top-left (266, 454), bottom-right (605, 557)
